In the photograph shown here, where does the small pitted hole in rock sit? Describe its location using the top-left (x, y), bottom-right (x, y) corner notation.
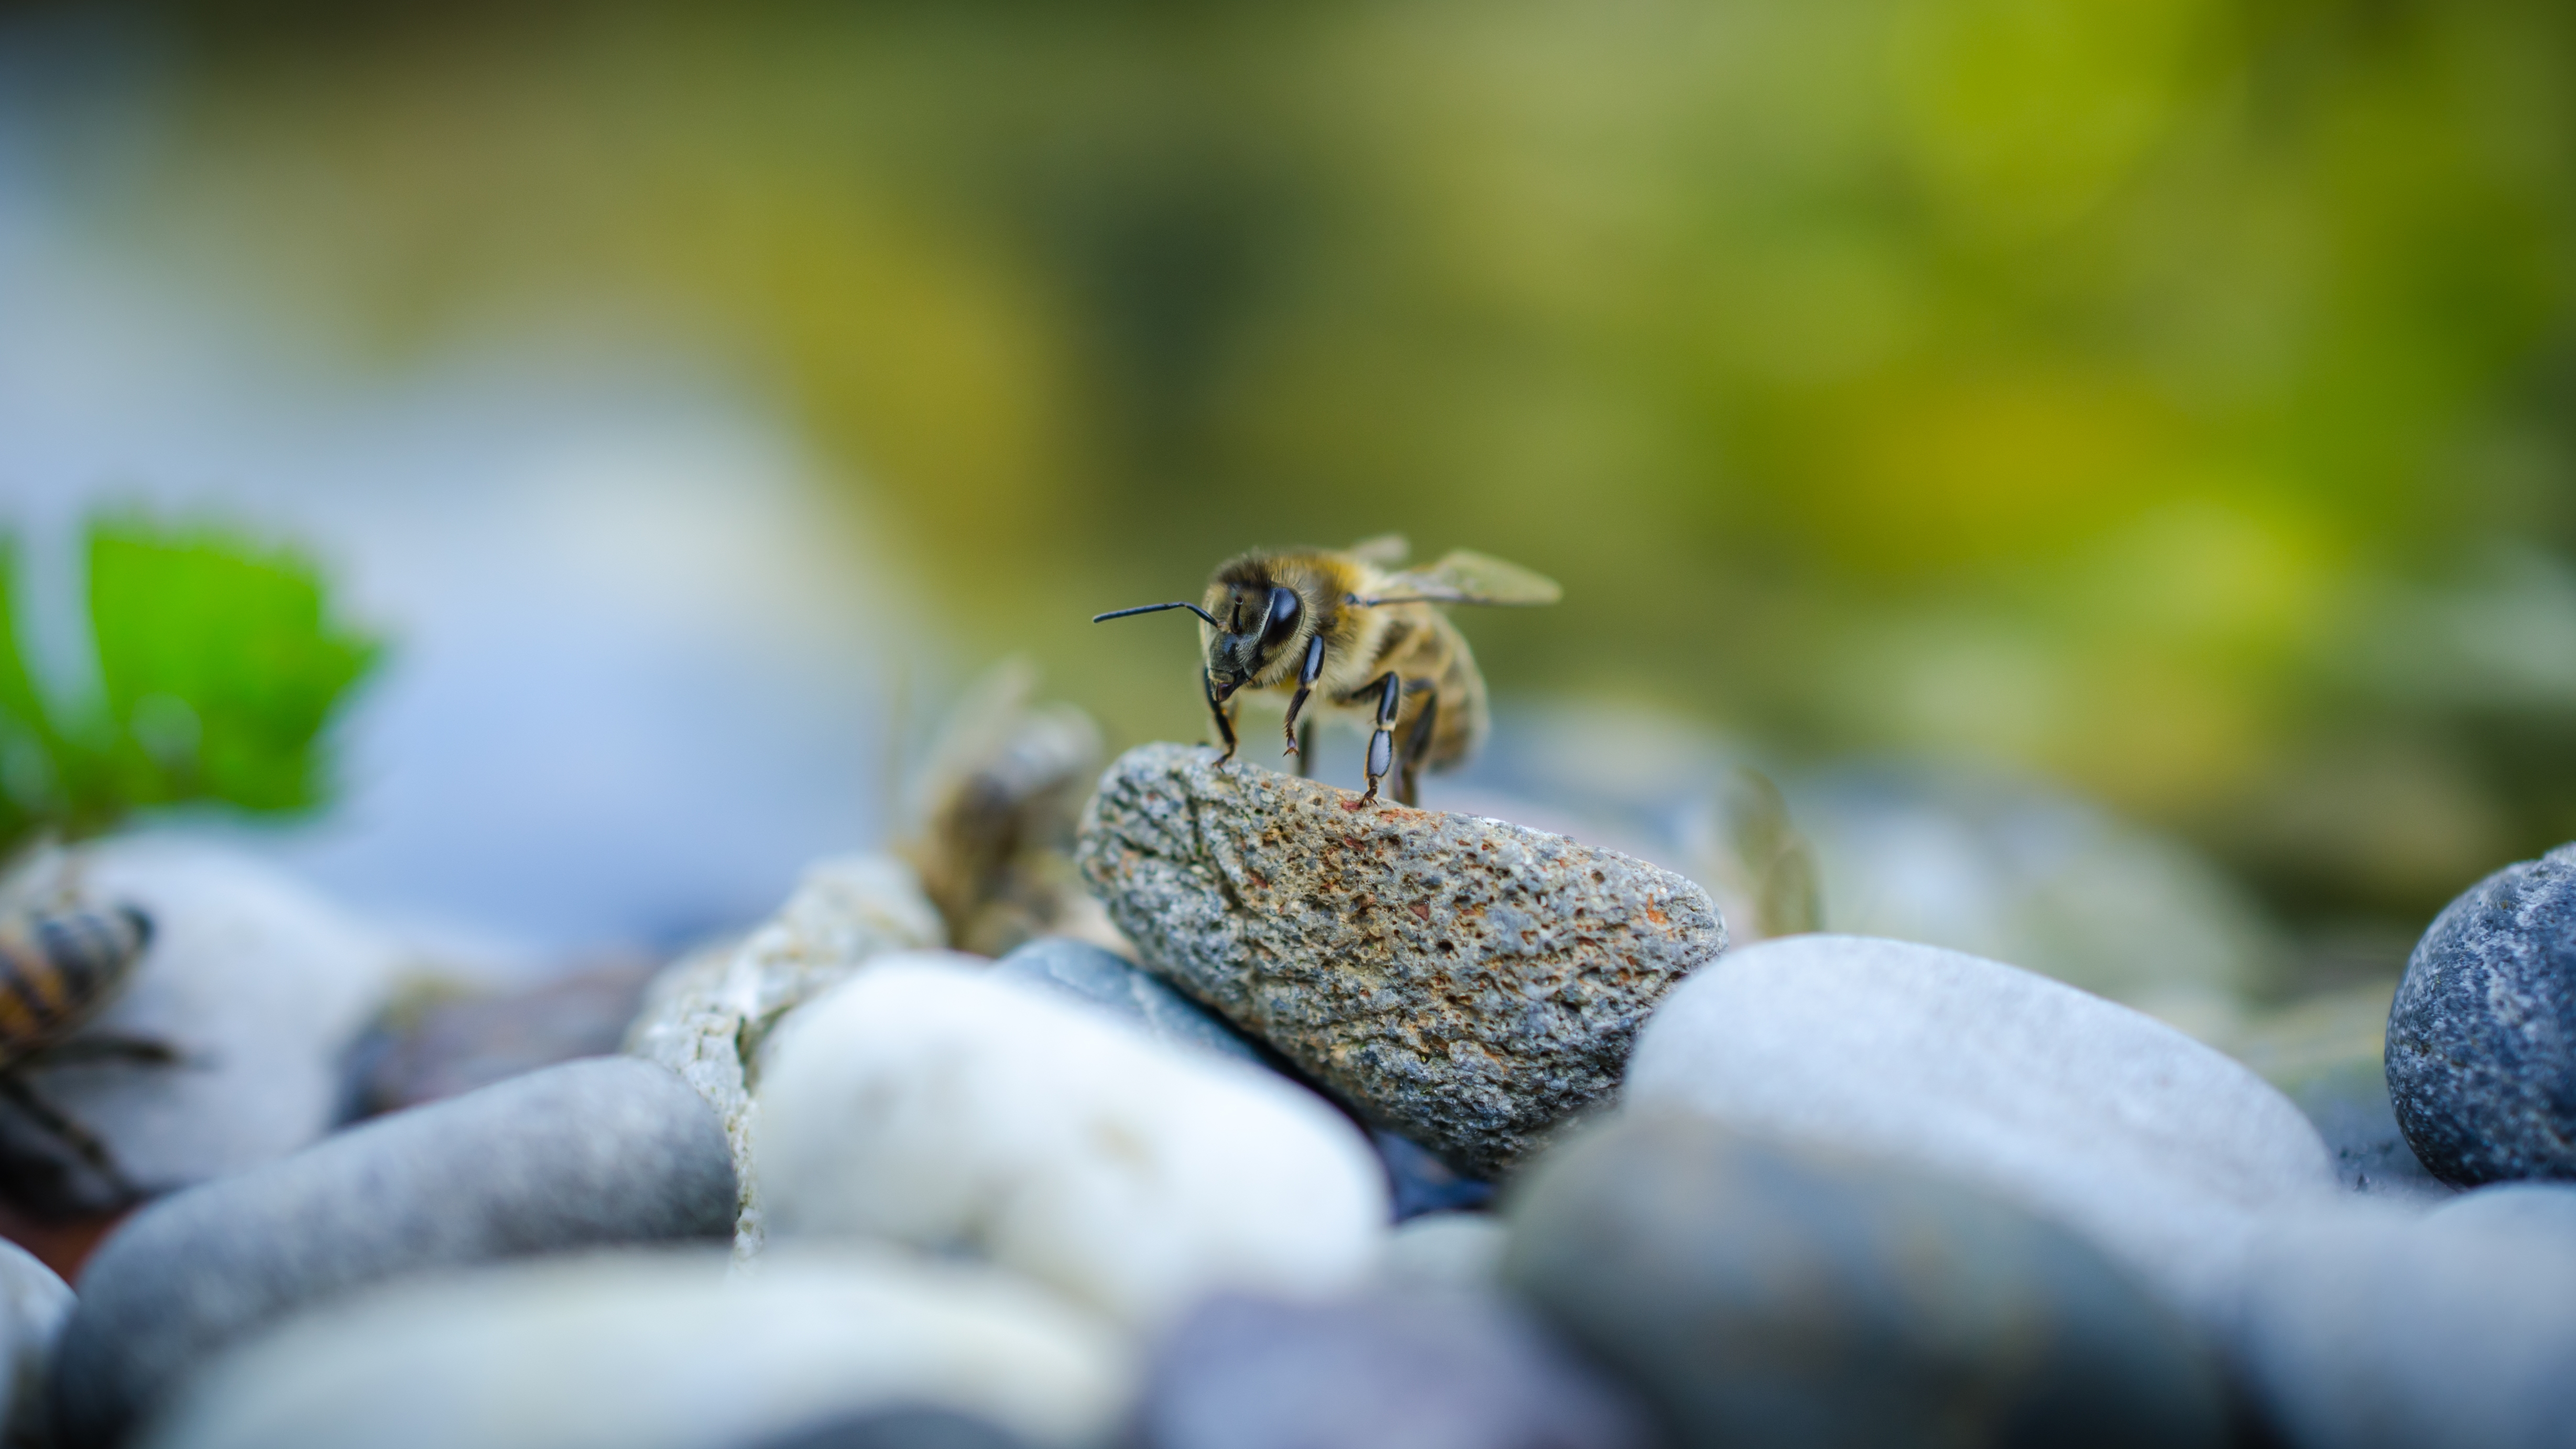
top-left (1591, 870), bottom-right (1605, 884)
top-left (1437, 940), bottom-right (1456, 953)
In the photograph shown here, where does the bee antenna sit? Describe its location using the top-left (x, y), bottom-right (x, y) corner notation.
top-left (1093, 602), bottom-right (1221, 626)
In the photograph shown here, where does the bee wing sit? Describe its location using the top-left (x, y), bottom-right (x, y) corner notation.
top-left (1365, 549), bottom-right (1563, 606)
top-left (1346, 533), bottom-right (1411, 567)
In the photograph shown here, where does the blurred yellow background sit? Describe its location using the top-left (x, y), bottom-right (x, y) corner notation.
top-left (13, 0), bottom-right (2575, 946)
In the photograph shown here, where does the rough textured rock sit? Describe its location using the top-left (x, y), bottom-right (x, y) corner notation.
top-left (2234, 1200), bottom-right (2576, 1449)
top-left (990, 938), bottom-right (1265, 1066)
top-left (1077, 743), bottom-right (1724, 1176)
top-left (2386, 845), bottom-right (2576, 1186)
top-left (1625, 935), bottom-right (2337, 1326)
top-left (0, 840), bottom-right (406, 1215)
top-left (52, 1058), bottom-right (735, 1448)
top-left (1504, 1110), bottom-right (2229, 1449)
top-left (1132, 1290), bottom-right (1654, 1449)
top-left (757, 957), bottom-right (1385, 1328)
top-left (624, 854), bottom-right (946, 1253)
top-left (134, 1247), bottom-right (1128, 1449)
top-left (0, 1238), bottom-right (72, 1447)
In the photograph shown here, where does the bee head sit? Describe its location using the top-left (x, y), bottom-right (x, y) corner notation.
top-left (1203, 580), bottom-right (1303, 700)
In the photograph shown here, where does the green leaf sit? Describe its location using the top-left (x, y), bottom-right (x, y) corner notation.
top-left (0, 536), bottom-right (53, 846)
top-left (84, 515), bottom-right (386, 825)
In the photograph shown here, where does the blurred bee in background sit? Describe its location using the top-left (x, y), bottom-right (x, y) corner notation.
top-left (899, 659), bottom-right (1126, 957)
top-left (0, 899), bottom-right (171, 1200)
top-left (1096, 535), bottom-right (1562, 806)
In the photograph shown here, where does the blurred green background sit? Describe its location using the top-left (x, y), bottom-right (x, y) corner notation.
top-left (27, 0), bottom-right (2576, 950)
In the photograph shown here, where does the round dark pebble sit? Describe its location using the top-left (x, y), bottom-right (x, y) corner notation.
top-left (1373, 1129), bottom-right (1496, 1221)
top-left (990, 938), bottom-right (1268, 1066)
top-left (51, 1056), bottom-right (734, 1449)
top-left (2387, 844), bottom-right (2576, 1186)
top-left (1134, 1289), bottom-right (1656, 1449)
top-left (1500, 1109), bottom-right (2228, 1449)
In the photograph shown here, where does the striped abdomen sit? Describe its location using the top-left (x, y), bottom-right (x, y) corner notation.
top-left (0, 905), bottom-right (154, 1066)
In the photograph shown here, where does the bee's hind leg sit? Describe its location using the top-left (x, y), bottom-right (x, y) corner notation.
top-left (1395, 693), bottom-right (1438, 808)
top-left (1359, 671), bottom-right (1403, 804)
top-left (0, 1071), bottom-right (143, 1202)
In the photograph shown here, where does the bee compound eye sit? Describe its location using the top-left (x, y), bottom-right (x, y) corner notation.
top-left (1262, 586), bottom-right (1301, 646)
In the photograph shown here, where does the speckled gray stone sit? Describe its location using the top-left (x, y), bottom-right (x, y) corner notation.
top-left (2387, 845), bottom-right (2576, 1186)
top-left (990, 937), bottom-right (1267, 1066)
top-left (51, 1058), bottom-right (734, 1449)
top-left (1076, 743), bottom-right (1725, 1177)
top-left (1504, 1110), bottom-right (2230, 1449)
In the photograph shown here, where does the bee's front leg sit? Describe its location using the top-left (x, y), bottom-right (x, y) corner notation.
top-left (1359, 670), bottom-right (1403, 804)
top-left (1203, 668), bottom-right (1240, 762)
top-left (1282, 634), bottom-right (1325, 761)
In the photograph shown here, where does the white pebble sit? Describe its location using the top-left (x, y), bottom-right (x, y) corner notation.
top-left (756, 955), bottom-right (1388, 1326)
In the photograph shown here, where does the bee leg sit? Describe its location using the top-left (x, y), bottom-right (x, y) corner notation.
top-left (0, 1071), bottom-right (142, 1202)
top-left (34, 1034), bottom-right (187, 1067)
top-left (1395, 692), bottom-right (1438, 808)
top-left (1203, 668), bottom-right (1239, 762)
top-left (1282, 634), bottom-right (1325, 761)
top-left (1359, 670), bottom-right (1403, 805)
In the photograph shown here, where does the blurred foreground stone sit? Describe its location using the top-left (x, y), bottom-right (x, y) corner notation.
top-left (746, 1407), bottom-right (1035, 1449)
top-left (0, 1238), bottom-right (71, 1447)
top-left (1133, 1290), bottom-right (1654, 1449)
top-left (134, 1247), bottom-right (1127, 1449)
top-left (1077, 743), bottom-right (1723, 1177)
top-left (1625, 935), bottom-right (2336, 1326)
top-left (53, 1058), bottom-right (733, 1448)
top-left (2234, 1194), bottom-right (2576, 1448)
top-left (756, 958), bottom-right (1385, 1328)
top-left (1504, 1110), bottom-right (2228, 1449)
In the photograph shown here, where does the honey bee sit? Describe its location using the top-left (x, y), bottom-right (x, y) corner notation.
top-left (1095, 535), bottom-right (1561, 806)
top-left (0, 902), bottom-right (172, 1200)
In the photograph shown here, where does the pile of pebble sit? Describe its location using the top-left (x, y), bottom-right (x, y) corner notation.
top-left (3, 740), bottom-right (2575, 1448)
